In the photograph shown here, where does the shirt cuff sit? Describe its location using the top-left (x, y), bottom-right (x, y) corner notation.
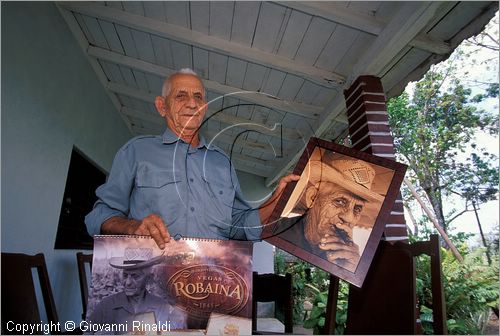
top-left (84, 203), bottom-right (125, 236)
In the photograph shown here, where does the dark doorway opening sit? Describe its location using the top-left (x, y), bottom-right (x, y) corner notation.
top-left (54, 148), bottom-right (106, 249)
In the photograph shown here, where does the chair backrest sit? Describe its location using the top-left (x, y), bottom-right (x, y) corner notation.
top-left (1, 253), bottom-right (59, 334)
top-left (407, 234), bottom-right (447, 334)
top-left (76, 252), bottom-right (93, 320)
top-left (252, 272), bottom-right (293, 334)
top-left (344, 234), bottom-right (447, 335)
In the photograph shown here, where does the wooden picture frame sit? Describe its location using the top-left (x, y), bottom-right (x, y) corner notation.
top-left (264, 138), bottom-right (407, 287)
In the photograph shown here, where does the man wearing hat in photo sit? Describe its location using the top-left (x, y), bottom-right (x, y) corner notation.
top-left (87, 248), bottom-right (187, 333)
top-left (279, 150), bottom-right (384, 273)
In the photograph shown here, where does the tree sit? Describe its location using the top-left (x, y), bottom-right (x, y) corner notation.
top-left (462, 11), bottom-right (499, 102)
top-left (388, 13), bottom-right (499, 260)
top-left (450, 151), bottom-right (499, 263)
top-left (387, 67), bottom-right (498, 234)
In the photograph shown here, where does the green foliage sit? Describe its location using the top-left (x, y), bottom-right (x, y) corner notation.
top-left (441, 248), bottom-right (499, 334)
top-left (301, 281), bottom-right (350, 335)
top-left (275, 250), bottom-right (310, 324)
top-left (302, 285), bottom-right (328, 334)
top-left (275, 250), bottom-right (312, 323)
top-left (276, 231), bottom-right (499, 335)
top-left (471, 83), bottom-right (499, 102)
top-left (451, 151), bottom-right (499, 205)
top-left (274, 249), bottom-right (349, 334)
top-left (412, 233), bottom-right (499, 334)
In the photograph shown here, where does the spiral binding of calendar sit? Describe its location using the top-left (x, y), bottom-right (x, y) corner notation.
top-left (94, 234), bottom-right (224, 243)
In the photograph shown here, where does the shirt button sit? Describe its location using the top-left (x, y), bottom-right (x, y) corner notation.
top-left (219, 190), bottom-right (223, 195)
top-left (190, 178), bottom-right (194, 182)
top-left (190, 206), bottom-right (195, 212)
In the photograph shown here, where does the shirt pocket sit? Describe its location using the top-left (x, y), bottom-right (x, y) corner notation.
top-left (136, 168), bottom-right (180, 188)
top-left (134, 168), bottom-right (182, 219)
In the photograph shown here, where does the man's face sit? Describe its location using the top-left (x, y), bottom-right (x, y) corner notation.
top-left (304, 182), bottom-right (366, 245)
top-left (122, 268), bottom-right (149, 298)
top-left (162, 74), bottom-right (207, 136)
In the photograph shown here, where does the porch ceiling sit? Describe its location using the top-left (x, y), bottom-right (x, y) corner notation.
top-left (57, 1), bottom-right (498, 186)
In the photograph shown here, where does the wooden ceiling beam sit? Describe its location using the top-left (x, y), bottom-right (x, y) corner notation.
top-left (276, 2), bottom-right (452, 56)
top-left (59, 1), bottom-right (345, 87)
top-left (121, 107), bottom-right (161, 124)
top-left (231, 159), bottom-right (273, 178)
top-left (265, 93), bottom-right (346, 186)
top-left (409, 34), bottom-right (452, 55)
top-left (203, 130), bottom-right (291, 157)
top-left (230, 152), bottom-right (272, 170)
top-left (348, 2), bottom-right (446, 81)
top-left (209, 113), bottom-right (300, 142)
top-left (107, 82), bottom-right (157, 102)
top-left (274, 1), bottom-right (385, 35)
top-left (56, 4), bottom-right (134, 135)
top-left (88, 46), bottom-right (325, 120)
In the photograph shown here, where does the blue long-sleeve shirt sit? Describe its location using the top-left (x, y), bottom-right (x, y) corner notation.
top-left (85, 128), bottom-right (262, 241)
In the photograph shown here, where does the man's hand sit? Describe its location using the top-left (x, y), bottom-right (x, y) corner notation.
top-left (101, 214), bottom-right (171, 249)
top-left (317, 225), bottom-right (360, 270)
top-left (259, 174), bottom-right (301, 224)
top-left (129, 214), bottom-right (171, 249)
top-left (275, 174), bottom-right (301, 198)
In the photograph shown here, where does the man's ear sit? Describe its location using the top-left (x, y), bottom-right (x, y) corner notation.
top-left (155, 96), bottom-right (167, 117)
top-left (304, 186), bottom-right (318, 208)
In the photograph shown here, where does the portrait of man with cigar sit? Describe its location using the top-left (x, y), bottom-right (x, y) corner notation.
top-left (279, 149), bottom-right (387, 273)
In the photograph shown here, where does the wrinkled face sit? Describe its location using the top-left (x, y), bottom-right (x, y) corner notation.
top-left (305, 182), bottom-right (366, 245)
top-left (122, 268), bottom-right (149, 298)
top-left (160, 74), bottom-right (207, 136)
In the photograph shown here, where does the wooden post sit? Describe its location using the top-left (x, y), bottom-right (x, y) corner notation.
top-left (324, 275), bottom-right (340, 334)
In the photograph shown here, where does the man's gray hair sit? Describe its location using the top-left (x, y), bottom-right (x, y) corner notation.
top-left (161, 68), bottom-right (203, 97)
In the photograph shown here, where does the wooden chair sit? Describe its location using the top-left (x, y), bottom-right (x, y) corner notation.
top-left (1, 253), bottom-right (59, 334)
top-left (344, 234), bottom-right (447, 334)
top-left (407, 234), bottom-right (447, 334)
top-left (76, 252), bottom-right (93, 320)
top-left (252, 272), bottom-right (293, 334)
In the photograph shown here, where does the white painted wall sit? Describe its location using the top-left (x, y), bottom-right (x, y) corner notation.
top-left (2, 2), bottom-right (276, 326)
top-left (1, 2), bottom-right (133, 324)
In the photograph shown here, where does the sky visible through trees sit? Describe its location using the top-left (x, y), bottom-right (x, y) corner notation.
top-left (401, 12), bottom-right (499, 244)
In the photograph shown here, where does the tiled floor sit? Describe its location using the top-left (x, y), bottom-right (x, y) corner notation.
top-left (255, 318), bottom-right (313, 335)
top-left (255, 318), bottom-right (285, 333)
top-left (292, 324), bottom-right (314, 335)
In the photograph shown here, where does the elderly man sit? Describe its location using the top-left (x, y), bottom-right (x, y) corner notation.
top-left (87, 248), bottom-right (187, 333)
top-left (280, 150), bottom-right (384, 272)
top-left (85, 68), bottom-right (298, 248)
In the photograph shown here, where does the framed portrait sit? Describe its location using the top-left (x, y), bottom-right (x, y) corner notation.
top-left (264, 138), bottom-right (407, 287)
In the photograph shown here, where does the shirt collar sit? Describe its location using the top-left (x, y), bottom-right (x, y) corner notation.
top-left (162, 128), bottom-right (181, 144)
top-left (161, 128), bottom-right (214, 151)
